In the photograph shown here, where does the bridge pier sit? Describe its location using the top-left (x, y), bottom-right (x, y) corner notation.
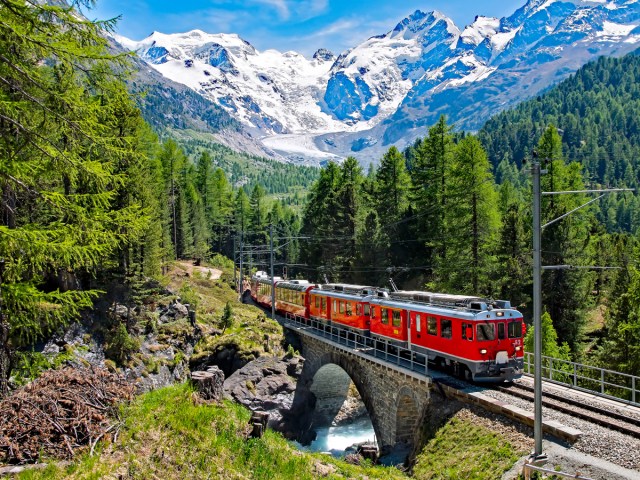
top-left (296, 333), bottom-right (431, 452)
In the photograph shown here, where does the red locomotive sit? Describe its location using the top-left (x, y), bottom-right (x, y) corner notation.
top-left (250, 273), bottom-right (525, 382)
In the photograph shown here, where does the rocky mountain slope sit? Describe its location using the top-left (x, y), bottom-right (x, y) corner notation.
top-left (117, 0), bottom-right (640, 164)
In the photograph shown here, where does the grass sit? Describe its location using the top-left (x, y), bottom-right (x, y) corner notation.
top-left (18, 383), bottom-right (408, 480)
top-left (412, 415), bottom-right (526, 480)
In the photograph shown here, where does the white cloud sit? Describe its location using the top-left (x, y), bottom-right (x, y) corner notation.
top-left (254, 0), bottom-right (290, 20)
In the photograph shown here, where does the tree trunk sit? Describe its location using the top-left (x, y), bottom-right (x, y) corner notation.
top-left (0, 314), bottom-right (11, 399)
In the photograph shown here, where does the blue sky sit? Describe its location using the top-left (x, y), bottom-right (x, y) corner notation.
top-left (89, 0), bottom-right (526, 56)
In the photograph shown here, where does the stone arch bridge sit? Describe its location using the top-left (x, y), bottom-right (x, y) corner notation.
top-left (288, 325), bottom-right (431, 452)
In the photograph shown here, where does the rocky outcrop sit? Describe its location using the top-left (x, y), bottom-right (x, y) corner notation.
top-left (223, 354), bottom-right (315, 440)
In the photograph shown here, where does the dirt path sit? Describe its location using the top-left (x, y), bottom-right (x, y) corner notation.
top-left (172, 261), bottom-right (222, 280)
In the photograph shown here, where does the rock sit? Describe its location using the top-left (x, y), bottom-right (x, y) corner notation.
top-left (223, 354), bottom-right (308, 430)
top-left (113, 304), bottom-right (129, 319)
top-left (170, 302), bottom-right (188, 320)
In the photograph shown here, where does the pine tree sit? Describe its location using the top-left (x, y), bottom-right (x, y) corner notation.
top-left (374, 147), bottom-right (410, 269)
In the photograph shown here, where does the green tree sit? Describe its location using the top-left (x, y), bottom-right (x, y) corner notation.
top-left (0, 0), bottom-right (144, 395)
top-left (410, 116), bottom-right (455, 279)
top-left (374, 146), bottom-right (410, 269)
top-left (436, 136), bottom-right (500, 295)
top-left (220, 301), bottom-right (234, 334)
top-left (597, 249), bottom-right (640, 375)
top-left (524, 312), bottom-right (571, 360)
top-left (538, 126), bottom-right (595, 352)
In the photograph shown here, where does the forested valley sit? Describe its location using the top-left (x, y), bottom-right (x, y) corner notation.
top-left (1, 0), bottom-right (639, 409)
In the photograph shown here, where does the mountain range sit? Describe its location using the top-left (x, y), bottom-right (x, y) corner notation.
top-left (116, 0), bottom-right (640, 164)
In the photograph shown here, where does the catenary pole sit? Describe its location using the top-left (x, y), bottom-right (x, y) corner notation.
top-left (239, 230), bottom-right (244, 299)
top-left (233, 235), bottom-right (237, 291)
top-left (532, 159), bottom-right (544, 459)
top-left (270, 224), bottom-right (275, 320)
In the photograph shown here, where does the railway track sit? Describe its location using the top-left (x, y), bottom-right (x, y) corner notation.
top-left (495, 381), bottom-right (640, 439)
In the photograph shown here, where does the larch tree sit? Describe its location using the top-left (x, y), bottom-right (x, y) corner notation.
top-left (437, 136), bottom-right (500, 295)
top-left (538, 125), bottom-right (595, 352)
top-left (374, 146), bottom-right (410, 269)
top-left (409, 116), bottom-right (455, 280)
top-left (0, 0), bottom-right (146, 396)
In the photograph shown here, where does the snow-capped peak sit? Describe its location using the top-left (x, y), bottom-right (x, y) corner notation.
top-left (124, 0), bottom-right (640, 163)
top-left (460, 16), bottom-right (501, 45)
top-left (390, 10), bottom-right (459, 40)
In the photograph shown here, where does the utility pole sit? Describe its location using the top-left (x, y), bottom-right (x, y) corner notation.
top-left (238, 230), bottom-right (244, 299)
top-left (269, 224), bottom-right (275, 320)
top-left (233, 235), bottom-right (237, 291)
top-left (531, 152), bottom-right (634, 461)
top-left (531, 158), bottom-right (544, 460)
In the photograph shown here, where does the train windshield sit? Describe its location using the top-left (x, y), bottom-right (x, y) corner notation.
top-left (508, 321), bottom-right (522, 338)
top-left (476, 323), bottom-right (495, 341)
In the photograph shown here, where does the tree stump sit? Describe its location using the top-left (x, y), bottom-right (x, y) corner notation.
top-left (191, 367), bottom-right (224, 401)
top-left (249, 411), bottom-right (269, 438)
top-left (357, 443), bottom-right (379, 463)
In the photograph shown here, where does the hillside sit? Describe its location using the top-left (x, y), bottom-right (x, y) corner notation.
top-left (478, 50), bottom-right (640, 231)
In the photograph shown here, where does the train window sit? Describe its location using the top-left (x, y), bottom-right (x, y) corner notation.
top-left (315, 297), bottom-right (320, 309)
top-left (333, 300), bottom-right (337, 313)
top-left (416, 314), bottom-right (421, 332)
top-left (476, 323), bottom-right (495, 341)
top-left (392, 310), bottom-right (401, 327)
top-left (462, 323), bottom-right (473, 340)
top-left (321, 297), bottom-right (327, 313)
top-left (364, 304), bottom-right (370, 316)
top-left (428, 317), bottom-right (437, 335)
top-left (508, 321), bottom-right (522, 338)
top-left (339, 301), bottom-right (345, 314)
top-left (441, 319), bottom-right (452, 339)
top-left (380, 308), bottom-right (388, 324)
top-left (346, 303), bottom-right (353, 316)
top-left (356, 304), bottom-right (362, 316)
top-left (498, 323), bottom-right (506, 340)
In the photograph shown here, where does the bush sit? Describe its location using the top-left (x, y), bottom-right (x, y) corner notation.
top-left (105, 323), bottom-right (141, 366)
top-left (220, 302), bottom-right (234, 334)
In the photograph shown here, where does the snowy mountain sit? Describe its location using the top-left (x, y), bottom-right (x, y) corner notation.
top-left (117, 0), bottom-right (640, 164)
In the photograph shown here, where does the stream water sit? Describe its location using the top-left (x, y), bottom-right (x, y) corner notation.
top-left (297, 416), bottom-right (376, 456)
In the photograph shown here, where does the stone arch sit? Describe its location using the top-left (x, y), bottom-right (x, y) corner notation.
top-left (295, 334), bottom-right (431, 451)
top-left (395, 385), bottom-right (421, 445)
top-left (301, 350), bottom-right (384, 448)
top-left (310, 364), bottom-right (355, 426)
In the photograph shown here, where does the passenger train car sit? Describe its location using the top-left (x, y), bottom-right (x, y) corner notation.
top-left (250, 272), bottom-right (525, 382)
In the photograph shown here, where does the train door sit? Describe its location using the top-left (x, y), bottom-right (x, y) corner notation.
top-left (411, 311), bottom-right (424, 347)
top-left (406, 310), bottom-right (411, 347)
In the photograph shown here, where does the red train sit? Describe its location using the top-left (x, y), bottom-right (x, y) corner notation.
top-left (250, 272), bottom-right (525, 382)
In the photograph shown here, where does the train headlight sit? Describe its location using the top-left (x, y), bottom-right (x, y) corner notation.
top-left (515, 346), bottom-right (521, 351)
top-left (480, 349), bottom-right (487, 355)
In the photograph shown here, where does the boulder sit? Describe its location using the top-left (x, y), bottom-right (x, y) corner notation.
top-left (223, 354), bottom-right (307, 431)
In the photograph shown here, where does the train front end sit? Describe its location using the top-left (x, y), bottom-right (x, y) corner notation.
top-left (467, 300), bottom-right (525, 382)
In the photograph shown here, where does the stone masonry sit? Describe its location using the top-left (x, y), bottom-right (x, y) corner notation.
top-left (297, 334), bottom-right (431, 451)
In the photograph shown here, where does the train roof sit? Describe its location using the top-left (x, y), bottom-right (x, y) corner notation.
top-left (317, 283), bottom-right (376, 296)
top-left (372, 290), bottom-right (519, 319)
top-left (389, 291), bottom-right (492, 309)
top-left (252, 273), bottom-right (281, 284)
top-left (276, 280), bottom-right (316, 291)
